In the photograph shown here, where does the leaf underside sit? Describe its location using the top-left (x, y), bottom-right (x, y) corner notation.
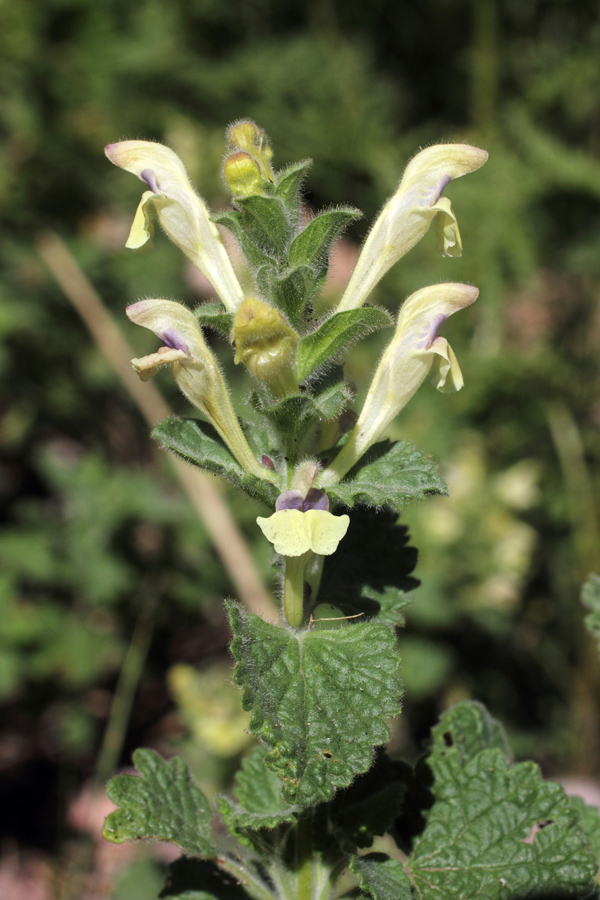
top-left (152, 417), bottom-right (278, 506)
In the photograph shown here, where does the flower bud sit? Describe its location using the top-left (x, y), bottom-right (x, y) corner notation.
top-left (227, 119), bottom-right (274, 183)
top-left (223, 150), bottom-right (266, 199)
top-left (232, 298), bottom-right (299, 396)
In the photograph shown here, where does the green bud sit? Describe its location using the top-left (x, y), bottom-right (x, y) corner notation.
top-left (227, 119), bottom-right (274, 183)
top-left (232, 298), bottom-right (299, 396)
top-left (223, 150), bottom-right (265, 199)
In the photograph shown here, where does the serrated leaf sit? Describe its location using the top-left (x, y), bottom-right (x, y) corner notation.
top-left (569, 795), bottom-right (600, 862)
top-left (218, 745), bottom-right (300, 844)
top-left (289, 207), bottom-right (361, 280)
top-left (329, 439), bottom-right (447, 512)
top-left (193, 301), bottom-right (234, 336)
top-left (356, 701), bottom-right (599, 900)
top-left (152, 418), bottom-right (279, 506)
top-left (319, 508), bottom-right (417, 626)
top-left (160, 858), bottom-right (251, 900)
top-left (430, 700), bottom-right (512, 767)
top-left (228, 602), bottom-right (401, 806)
top-left (581, 573), bottom-right (600, 656)
top-left (296, 308), bottom-right (392, 382)
top-left (103, 749), bottom-right (214, 858)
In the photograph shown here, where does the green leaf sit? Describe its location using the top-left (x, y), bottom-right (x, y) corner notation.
top-left (429, 700), bottom-right (512, 764)
top-left (319, 508), bottom-right (417, 626)
top-left (218, 745), bottom-right (300, 844)
top-left (250, 392), bottom-right (318, 462)
top-left (296, 307), bottom-right (392, 382)
top-left (103, 749), bottom-right (214, 858)
top-left (212, 209), bottom-right (273, 269)
top-left (194, 301), bottom-right (234, 336)
top-left (289, 206), bottom-right (361, 280)
top-left (310, 365), bottom-right (352, 419)
top-left (228, 602), bottom-right (401, 806)
top-left (351, 855), bottom-right (412, 900)
top-left (581, 572), bottom-right (600, 655)
top-left (355, 701), bottom-right (599, 900)
top-left (160, 858), bottom-right (252, 900)
top-left (569, 795), bottom-right (600, 862)
top-left (329, 440), bottom-right (447, 512)
top-left (274, 159), bottom-right (312, 223)
top-left (330, 752), bottom-right (409, 849)
top-left (260, 264), bottom-right (317, 327)
top-left (152, 418), bottom-right (279, 506)
top-left (236, 194), bottom-right (291, 258)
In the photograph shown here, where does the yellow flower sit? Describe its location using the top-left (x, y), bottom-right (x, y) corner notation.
top-left (320, 283), bottom-right (478, 487)
top-left (337, 144), bottom-right (488, 312)
top-left (105, 140), bottom-right (244, 313)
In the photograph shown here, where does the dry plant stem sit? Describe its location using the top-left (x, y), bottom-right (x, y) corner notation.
top-left (546, 402), bottom-right (600, 775)
top-left (95, 583), bottom-right (159, 786)
top-left (37, 231), bottom-right (276, 621)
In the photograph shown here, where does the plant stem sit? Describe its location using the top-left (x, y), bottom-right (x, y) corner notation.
top-left (218, 856), bottom-right (276, 900)
top-left (283, 553), bottom-right (309, 627)
top-left (95, 586), bottom-right (159, 786)
top-left (296, 813), bottom-right (314, 900)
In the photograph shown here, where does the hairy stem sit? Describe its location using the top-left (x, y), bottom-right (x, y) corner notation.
top-left (283, 553), bottom-right (309, 627)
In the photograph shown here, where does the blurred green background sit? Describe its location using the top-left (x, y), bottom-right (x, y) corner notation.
top-left (1, 0), bottom-right (600, 896)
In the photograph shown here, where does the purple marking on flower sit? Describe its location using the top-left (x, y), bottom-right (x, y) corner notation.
top-left (302, 489), bottom-right (329, 512)
top-left (161, 328), bottom-right (189, 354)
top-left (431, 174), bottom-right (451, 206)
top-left (276, 490), bottom-right (304, 512)
top-left (415, 313), bottom-right (447, 351)
top-left (141, 168), bottom-right (159, 194)
top-left (428, 313), bottom-right (446, 346)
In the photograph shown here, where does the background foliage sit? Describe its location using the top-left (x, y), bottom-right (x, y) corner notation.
top-left (1, 0), bottom-right (600, 895)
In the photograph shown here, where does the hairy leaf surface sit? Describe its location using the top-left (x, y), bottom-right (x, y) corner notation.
top-left (353, 701), bottom-right (598, 900)
top-left (193, 301), bottom-right (234, 336)
top-left (152, 418), bottom-right (278, 506)
top-left (329, 439), bottom-right (447, 511)
top-left (296, 307), bottom-right (392, 382)
top-left (228, 602), bottom-right (401, 806)
top-left (103, 749), bottom-right (214, 857)
top-left (218, 744), bottom-right (300, 839)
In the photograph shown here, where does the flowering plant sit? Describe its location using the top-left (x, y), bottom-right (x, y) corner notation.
top-left (101, 122), bottom-right (600, 900)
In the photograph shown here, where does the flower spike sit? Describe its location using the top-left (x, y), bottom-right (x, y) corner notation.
top-left (127, 298), bottom-right (269, 480)
top-left (320, 283), bottom-right (479, 487)
top-left (337, 144), bottom-right (488, 312)
top-left (105, 141), bottom-right (245, 313)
